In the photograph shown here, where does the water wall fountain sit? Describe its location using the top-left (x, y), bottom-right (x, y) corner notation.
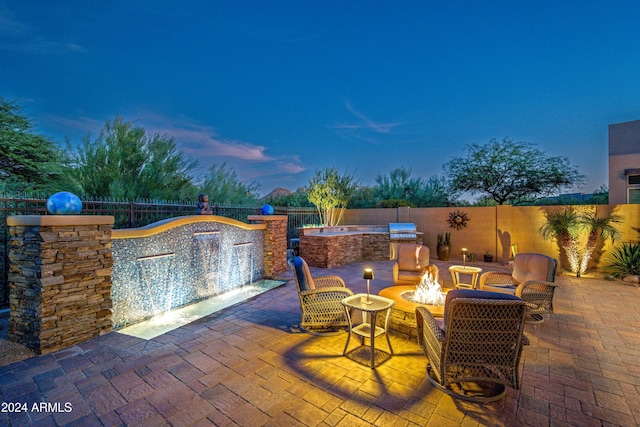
top-left (7, 213), bottom-right (288, 353)
top-left (111, 216), bottom-right (265, 329)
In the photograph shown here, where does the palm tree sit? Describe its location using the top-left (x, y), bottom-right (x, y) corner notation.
top-left (578, 212), bottom-right (621, 275)
top-left (539, 208), bottom-right (581, 275)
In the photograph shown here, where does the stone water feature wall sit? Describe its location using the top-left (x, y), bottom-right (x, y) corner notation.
top-left (6, 214), bottom-right (287, 352)
top-left (7, 215), bottom-right (114, 355)
top-left (111, 216), bottom-right (267, 329)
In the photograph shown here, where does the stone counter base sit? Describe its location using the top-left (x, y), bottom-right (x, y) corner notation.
top-left (300, 233), bottom-right (390, 268)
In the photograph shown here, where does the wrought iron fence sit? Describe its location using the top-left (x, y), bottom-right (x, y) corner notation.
top-left (0, 195), bottom-right (319, 307)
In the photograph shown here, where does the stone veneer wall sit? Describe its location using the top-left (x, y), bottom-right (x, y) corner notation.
top-left (248, 215), bottom-right (287, 277)
top-left (300, 233), bottom-right (390, 268)
top-left (7, 215), bottom-right (114, 355)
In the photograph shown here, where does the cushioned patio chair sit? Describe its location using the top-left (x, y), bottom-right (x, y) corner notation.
top-left (393, 244), bottom-right (436, 285)
top-left (416, 289), bottom-right (529, 402)
top-left (288, 256), bottom-right (354, 335)
top-left (479, 253), bottom-right (558, 323)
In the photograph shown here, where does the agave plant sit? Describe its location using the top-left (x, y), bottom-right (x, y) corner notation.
top-left (539, 208), bottom-right (581, 275)
top-left (606, 242), bottom-right (640, 277)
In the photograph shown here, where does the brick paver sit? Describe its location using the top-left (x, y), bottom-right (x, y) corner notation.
top-left (1, 259), bottom-right (640, 426)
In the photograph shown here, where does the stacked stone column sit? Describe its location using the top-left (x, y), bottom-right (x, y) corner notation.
top-left (7, 215), bottom-right (114, 355)
top-left (248, 215), bottom-right (288, 278)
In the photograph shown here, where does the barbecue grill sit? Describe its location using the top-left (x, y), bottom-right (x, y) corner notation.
top-left (389, 223), bottom-right (421, 259)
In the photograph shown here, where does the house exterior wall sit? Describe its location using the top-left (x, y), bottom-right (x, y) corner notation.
top-left (609, 119), bottom-right (640, 204)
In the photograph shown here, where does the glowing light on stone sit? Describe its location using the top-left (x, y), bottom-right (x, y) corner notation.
top-left (111, 220), bottom-right (264, 329)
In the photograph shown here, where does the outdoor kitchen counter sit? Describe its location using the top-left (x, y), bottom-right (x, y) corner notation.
top-left (298, 225), bottom-right (392, 268)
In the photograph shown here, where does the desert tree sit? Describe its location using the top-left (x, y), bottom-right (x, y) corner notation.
top-left (578, 211), bottom-right (621, 275)
top-left (445, 138), bottom-right (585, 205)
top-left (0, 97), bottom-right (64, 191)
top-left (65, 116), bottom-right (197, 200)
top-left (539, 207), bottom-right (622, 276)
top-left (200, 162), bottom-right (260, 206)
top-left (306, 167), bottom-right (360, 226)
top-left (373, 167), bottom-right (452, 207)
top-left (539, 208), bottom-right (581, 275)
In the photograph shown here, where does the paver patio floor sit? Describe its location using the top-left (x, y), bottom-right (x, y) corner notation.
top-left (1, 258), bottom-right (640, 426)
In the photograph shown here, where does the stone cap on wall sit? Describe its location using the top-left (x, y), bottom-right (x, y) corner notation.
top-left (113, 215), bottom-right (265, 239)
top-left (247, 215), bottom-right (288, 222)
top-left (7, 215), bottom-right (115, 227)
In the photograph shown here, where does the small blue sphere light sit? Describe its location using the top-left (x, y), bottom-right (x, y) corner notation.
top-left (260, 204), bottom-right (274, 215)
top-left (47, 192), bottom-right (83, 215)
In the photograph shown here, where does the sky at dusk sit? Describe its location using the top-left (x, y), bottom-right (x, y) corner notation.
top-left (2, 1), bottom-right (640, 197)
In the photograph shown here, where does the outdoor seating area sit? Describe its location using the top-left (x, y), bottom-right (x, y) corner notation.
top-left (480, 252), bottom-right (559, 323)
top-left (1, 258), bottom-right (640, 425)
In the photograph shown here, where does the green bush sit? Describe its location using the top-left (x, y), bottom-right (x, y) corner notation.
top-left (606, 242), bottom-right (640, 277)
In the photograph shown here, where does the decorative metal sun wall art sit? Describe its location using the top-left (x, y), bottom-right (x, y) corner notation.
top-left (448, 209), bottom-right (470, 230)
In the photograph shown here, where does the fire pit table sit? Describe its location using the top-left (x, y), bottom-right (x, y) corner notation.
top-left (378, 285), bottom-right (449, 340)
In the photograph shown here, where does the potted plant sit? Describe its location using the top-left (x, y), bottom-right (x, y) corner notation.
top-left (436, 232), bottom-right (451, 261)
top-left (483, 250), bottom-right (493, 263)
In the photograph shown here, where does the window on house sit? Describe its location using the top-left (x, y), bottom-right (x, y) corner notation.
top-left (628, 174), bottom-right (640, 203)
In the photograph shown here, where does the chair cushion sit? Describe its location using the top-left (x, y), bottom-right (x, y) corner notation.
top-left (512, 253), bottom-right (556, 283)
top-left (443, 289), bottom-right (521, 327)
top-left (397, 271), bottom-right (423, 282)
top-left (397, 244), bottom-right (429, 271)
top-left (291, 257), bottom-right (316, 291)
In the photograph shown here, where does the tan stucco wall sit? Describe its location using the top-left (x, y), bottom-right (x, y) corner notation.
top-left (609, 153), bottom-right (640, 204)
top-left (343, 204), bottom-right (640, 271)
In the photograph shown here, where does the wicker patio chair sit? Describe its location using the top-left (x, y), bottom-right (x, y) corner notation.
top-left (479, 253), bottom-right (558, 323)
top-left (416, 289), bottom-right (529, 402)
top-left (288, 256), bottom-right (354, 335)
top-left (393, 244), bottom-right (437, 285)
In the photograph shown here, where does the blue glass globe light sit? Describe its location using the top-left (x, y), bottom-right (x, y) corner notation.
top-left (260, 204), bottom-right (275, 215)
top-left (47, 192), bottom-right (83, 215)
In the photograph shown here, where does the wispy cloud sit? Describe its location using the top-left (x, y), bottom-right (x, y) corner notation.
top-left (139, 114), bottom-right (273, 162)
top-left (0, 10), bottom-right (29, 37)
top-left (333, 101), bottom-right (405, 135)
top-left (0, 10), bottom-right (86, 54)
top-left (45, 114), bottom-right (104, 138)
top-left (178, 133), bottom-right (273, 162)
top-left (46, 110), bottom-right (307, 192)
top-left (137, 112), bottom-right (308, 180)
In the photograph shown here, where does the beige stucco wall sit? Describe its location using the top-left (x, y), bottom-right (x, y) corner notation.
top-left (608, 119), bottom-right (640, 204)
top-left (609, 153), bottom-right (640, 204)
top-left (343, 204), bottom-right (640, 271)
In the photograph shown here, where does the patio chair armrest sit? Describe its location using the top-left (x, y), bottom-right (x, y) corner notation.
top-left (415, 306), bottom-right (445, 346)
top-left (299, 287), bottom-right (354, 298)
top-left (314, 275), bottom-right (347, 288)
top-left (479, 271), bottom-right (515, 288)
top-left (515, 280), bottom-right (557, 297)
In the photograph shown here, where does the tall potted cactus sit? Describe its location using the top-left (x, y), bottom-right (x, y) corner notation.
top-left (436, 232), bottom-right (451, 261)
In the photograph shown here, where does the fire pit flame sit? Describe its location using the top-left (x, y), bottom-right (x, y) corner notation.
top-left (403, 272), bottom-right (446, 306)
